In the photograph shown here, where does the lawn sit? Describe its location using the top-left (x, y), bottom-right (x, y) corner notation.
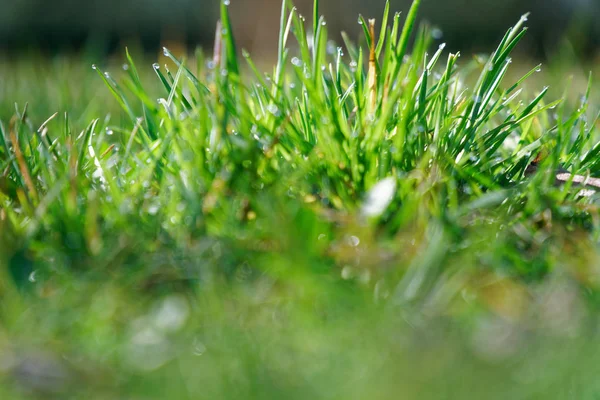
top-left (2, 0), bottom-right (600, 398)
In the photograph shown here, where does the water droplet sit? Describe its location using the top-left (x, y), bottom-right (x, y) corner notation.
top-left (358, 18), bottom-right (363, 25)
top-left (104, 72), bottom-right (111, 78)
top-left (152, 295), bottom-right (190, 333)
top-left (162, 47), bottom-right (169, 56)
top-left (91, 64), bottom-right (97, 70)
top-left (362, 177), bottom-right (397, 217)
top-left (28, 270), bottom-right (37, 283)
top-left (291, 57), bottom-right (303, 67)
top-left (266, 104), bottom-right (280, 116)
top-left (152, 63), bottom-right (160, 70)
top-left (223, 0), bottom-right (230, 5)
top-left (341, 266), bottom-right (354, 280)
top-left (535, 66), bottom-right (542, 72)
top-left (147, 205), bottom-right (160, 215)
top-left (122, 64), bottom-right (129, 71)
top-left (106, 129), bottom-right (114, 136)
top-left (321, 20), bottom-right (326, 26)
top-left (347, 235), bottom-right (360, 247)
top-left (431, 28), bottom-right (443, 40)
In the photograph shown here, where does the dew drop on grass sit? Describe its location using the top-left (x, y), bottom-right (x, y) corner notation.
top-left (347, 235), bottom-right (360, 247)
top-left (223, 0), bottom-right (230, 5)
top-left (431, 28), bottom-right (443, 40)
top-left (162, 47), bottom-right (169, 56)
top-left (147, 205), bottom-right (160, 215)
top-left (267, 104), bottom-right (280, 116)
top-left (321, 21), bottom-right (326, 26)
top-left (152, 63), bottom-right (160, 70)
top-left (341, 266), bottom-right (353, 280)
top-left (122, 64), bottom-right (129, 71)
top-left (535, 66), bottom-right (542, 72)
top-left (291, 57), bottom-right (302, 67)
top-left (28, 270), bottom-right (37, 283)
top-left (91, 64), bottom-right (97, 70)
top-left (357, 17), bottom-right (363, 25)
top-left (361, 177), bottom-right (397, 217)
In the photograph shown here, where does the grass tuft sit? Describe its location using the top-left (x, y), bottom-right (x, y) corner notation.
top-left (1, 0), bottom-right (600, 398)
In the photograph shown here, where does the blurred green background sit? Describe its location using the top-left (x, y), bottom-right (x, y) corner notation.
top-left (0, 0), bottom-right (598, 58)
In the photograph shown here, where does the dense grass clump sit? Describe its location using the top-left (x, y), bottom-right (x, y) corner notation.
top-left (2, 0), bottom-right (600, 398)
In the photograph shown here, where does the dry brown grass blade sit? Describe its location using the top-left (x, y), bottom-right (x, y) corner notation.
top-left (367, 19), bottom-right (377, 113)
top-left (8, 116), bottom-right (37, 203)
top-left (100, 144), bottom-right (116, 159)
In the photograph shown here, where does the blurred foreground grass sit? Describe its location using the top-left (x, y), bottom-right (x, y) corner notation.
top-left (3, 0), bottom-right (600, 398)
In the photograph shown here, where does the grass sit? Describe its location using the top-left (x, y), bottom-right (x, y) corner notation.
top-left (2, 0), bottom-right (600, 398)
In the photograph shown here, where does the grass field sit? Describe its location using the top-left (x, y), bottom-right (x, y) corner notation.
top-left (3, 0), bottom-right (600, 398)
